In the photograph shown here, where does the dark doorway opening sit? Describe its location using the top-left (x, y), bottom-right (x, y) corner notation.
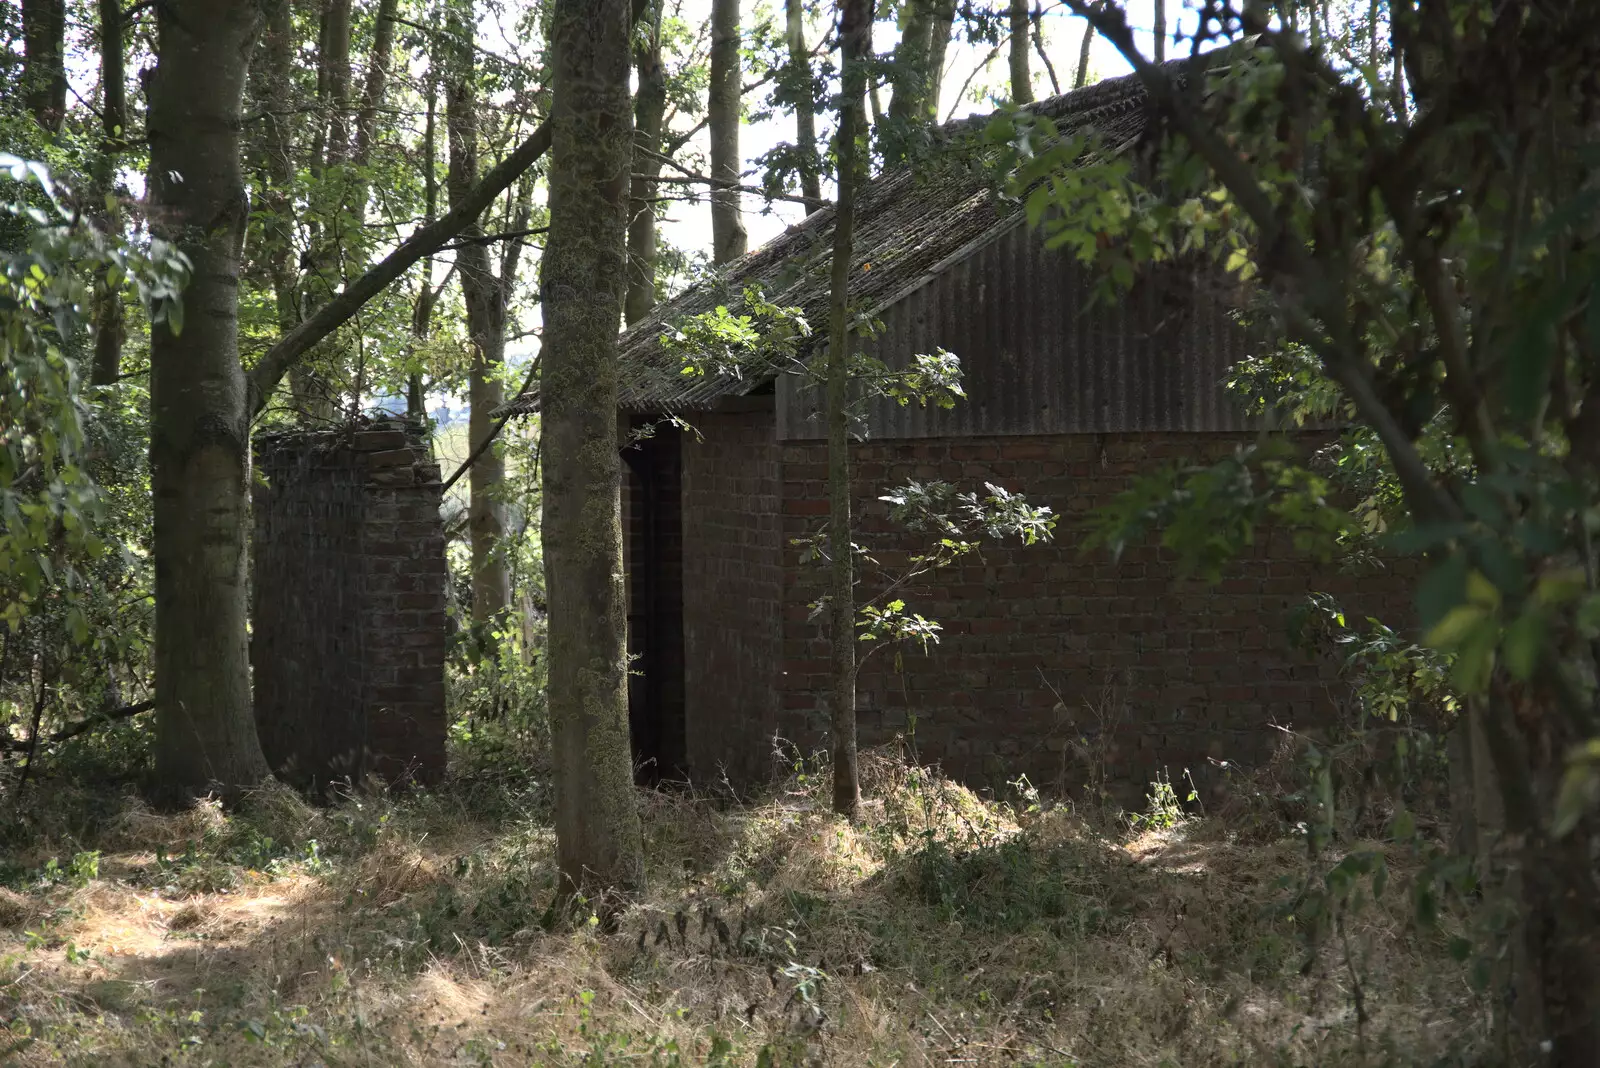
top-left (622, 420), bottom-right (686, 784)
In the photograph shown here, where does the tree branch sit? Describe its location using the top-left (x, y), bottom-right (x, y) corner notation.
top-left (441, 355), bottom-right (541, 495)
top-left (1, 700), bottom-right (154, 754)
top-left (439, 226), bottom-right (548, 253)
top-left (642, 171), bottom-right (820, 208)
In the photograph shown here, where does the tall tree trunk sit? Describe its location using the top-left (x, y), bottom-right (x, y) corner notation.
top-left (146, 0), bottom-right (273, 802)
top-left (314, 0), bottom-right (354, 172)
top-left (544, 0), bottom-right (645, 904)
top-left (250, 0), bottom-right (299, 342)
top-left (1074, 21), bottom-right (1094, 89)
top-left (925, 0), bottom-right (956, 118)
top-left (887, 0), bottom-right (934, 132)
top-left (828, 0), bottom-right (872, 820)
top-left (627, 1), bottom-right (667, 326)
top-left (446, 0), bottom-right (512, 628)
top-left (346, 0), bottom-right (399, 244)
top-left (1008, 0), bottom-right (1033, 104)
top-left (20, 0), bottom-right (66, 132)
top-left (709, 0), bottom-right (747, 264)
top-left (353, 0), bottom-right (398, 172)
top-left (1153, 0), bottom-right (1166, 63)
top-left (785, 0), bottom-right (824, 213)
top-left (90, 0), bottom-right (128, 386)
top-left (295, 0), bottom-right (355, 422)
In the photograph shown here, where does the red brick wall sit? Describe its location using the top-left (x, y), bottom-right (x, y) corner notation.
top-left (679, 410), bottom-right (785, 784)
top-left (252, 424), bottom-right (448, 796)
top-left (774, 433), bottom-right (1414, 800)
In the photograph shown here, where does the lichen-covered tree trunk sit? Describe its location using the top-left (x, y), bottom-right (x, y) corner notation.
top-left (709, 0), bottom-right (747, 264)
top-left (90, 0), bottom-right (128, 386)
top-left (544, 0), bottom-right (645, 902)
top-left (146, 0), bottom-right (273, 801)
top-left (827, 0), bottom-right (873, 820)
top-left (785, 0), bottom-right (824, 214)
top-left (446, 0), bottom-right (511, 627)
top-left (1008, 0), bottom-right (1034, 104)
top-left (626, 1), bottom-right (667, 326)
top-left (20, 0), bottom-right (66, 132)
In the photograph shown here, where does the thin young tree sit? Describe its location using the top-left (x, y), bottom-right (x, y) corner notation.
top-left (1074, 18), bottom-right (1094, 88)
top-left (292, 0), bottom-right (356, 422)
top-left (407, 69), bottom-right (444, 419)
top-left (90, 0), bottom-right (128, 386)
top-left (1008, 0), bottom-right (1034, 103)
top-left (826, 0), bottom-right (874, 819)
top-left (249, 0), bottom-right (300, 346)
top-left (543, 0), bottom-right (646, 902)
top-left (709, 0), bottom-right (748, 263)
top-left (925, 0), bottom-right (956, 115)
top-left (446, 0), bottom-right (514, 627)
top-left (888, 0), bottom-right (934, 126)
top-left (627, 0), bottom-right (668, 324)
top-left (145, 0), bottom-right (274, 800)
top-left (786, 0), bottom-right (825, 213)
top-left (20, 0), bottom-right (66, 132)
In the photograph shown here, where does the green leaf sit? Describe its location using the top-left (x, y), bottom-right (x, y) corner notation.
top-left (1416, 553), bottom-right (1470, 630)
top-left (1552, 755), bottom-right (1600, 839)
top-left (1449, 620), bottom-right (1499, 695)
top-left (1390, 808), bottom-right (1416, 842)
top-left (1425, 603), bottom-right (1490, 650)
top-left (1502, 608), bottom-right (1546, 680)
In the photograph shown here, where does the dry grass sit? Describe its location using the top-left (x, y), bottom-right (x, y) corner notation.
top-left (0, 748), bottom-right (1487, 1066)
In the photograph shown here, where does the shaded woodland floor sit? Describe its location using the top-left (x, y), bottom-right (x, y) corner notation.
top-left (1, 747), bottom-right (1487, 1067)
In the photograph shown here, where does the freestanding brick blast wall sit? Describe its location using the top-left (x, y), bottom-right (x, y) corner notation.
top-left (252, 421), bottom-right (448, 795)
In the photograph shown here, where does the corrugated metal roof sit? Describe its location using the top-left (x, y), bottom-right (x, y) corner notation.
top-left (496, 58), bottom-right (1213, 418)
top-left (776, 222), bottom-right (1258, 439)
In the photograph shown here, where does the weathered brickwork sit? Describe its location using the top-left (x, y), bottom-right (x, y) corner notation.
top-left (759, 432), bottom-right (1414, 797)
top-left (252, 421), bottom-right (448, 796)
top-left (678, 411), bottom-right (784, 784)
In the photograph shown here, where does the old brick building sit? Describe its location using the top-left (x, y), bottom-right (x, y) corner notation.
top-left (252, 420), bottom-right (449, 796)
top-left (505, 64), bottom-right (1406, 796)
